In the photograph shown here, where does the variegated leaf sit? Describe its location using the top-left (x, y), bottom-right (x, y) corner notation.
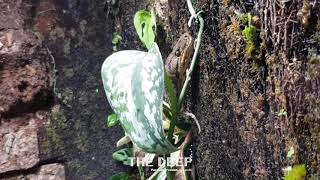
top-left (101, 43), bottom-right (177, 154)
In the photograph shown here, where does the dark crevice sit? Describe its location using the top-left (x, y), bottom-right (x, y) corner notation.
top-left (17, 81), bottom-right (29, 92)
top-left (0, 91), bottom-right (54, 119)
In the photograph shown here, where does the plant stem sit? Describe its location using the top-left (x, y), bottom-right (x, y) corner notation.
top-left (138, 166), bottom-right (145, 180)
top-left (177, 1), bottom-right (204, 111)
top-left (167, 0), bottom-right (204, 143)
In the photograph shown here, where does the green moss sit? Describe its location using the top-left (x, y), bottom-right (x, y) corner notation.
top-left (240, 13), bottom-right (250, 25)
top-left (67, 160), bottom-right (98, 180)
top-left (41, 126), bottom-right (64, 154)
top-left (242, 25), bottom-right (258, 56)
top-left (283, 164), bottom-right (306, 180)
top-left (242, 25), bottom-right (257, 42)
top-left (74, 134), bottom-right (89, 152)
top-left (40, 106), bottom-right (67, 154)
top-left (52, 106), bottom-right (68, 129)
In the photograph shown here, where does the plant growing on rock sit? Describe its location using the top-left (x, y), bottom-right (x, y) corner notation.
top-left (240, 13), bottom-right (259, 57)
top-left (102, 0), bottom-right (204, 179)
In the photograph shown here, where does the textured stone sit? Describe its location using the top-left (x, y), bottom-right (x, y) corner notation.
top-left (29, 164), bottom-right (65, 180)
top-left (0, 114), bottom-right (44, 173)
top-left (5, 163), bottom-right (65, 180)
top-left (0, 29), bottom-right (51, 116)
top-left (0, 0), bottom-right (32, 30)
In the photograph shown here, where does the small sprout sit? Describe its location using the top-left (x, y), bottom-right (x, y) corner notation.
top-left (283, 164), bottom-right (306, 180)
top-left (107, 113), bottom-right (119, 127)
top-left (112, 32), bottom-right (122, 52)
top-left (112, 32), bottom-right (122, 45)
top-left (287, 147), bottom-right (295, 159)
top-left (278, 108), bottom-right (288, 117)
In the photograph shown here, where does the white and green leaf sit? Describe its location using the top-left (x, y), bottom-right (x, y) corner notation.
top-left (134, 10), bottom-right (156, 49)
top-left (101, 43), bottom-right (177, 154)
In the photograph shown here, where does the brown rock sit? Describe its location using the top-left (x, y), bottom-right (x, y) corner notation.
top-left (0, 0), bottom-right (32, 30)
top-left (4, 163), bottom-right (65, 180)
top-left (29, 164), bottom-right (65, 180)
top-left (0, 114), bottom-right (45, 173)
top-left (0, 30), bottom-right (52, 115)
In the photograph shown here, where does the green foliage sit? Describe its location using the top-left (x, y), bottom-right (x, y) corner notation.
top-left (164, 72), bottom-right (178, 118)
top-left (107, 113), bottom-right (119, 127)
top-left (242, 25), bottom-right (257, 56)
top-left (102, 44), bottom-right (177, 154)
top-left (240, 13), bottom-right (251, 25)
top-left (112, 148), bottom-right (134, 166)
top-left (239, 13), bottom-right (259, 57)
top-left (242, 25), bottom-right (257, 42)
top-left (109, 172), bottom-right (132, 180)
top-left (112, 32), bottom-right (122, 52)
top-left (164, 71), bottom-right (179, 143)
top-left (278, 108), bottom-right (288, 117)
top-left (112, 32), bottom-right (122, 45)
top-left (134, 10), bottom-right (157, 49)
top-left (138, 166), bottom-right (146, 180)
top-left (283, 164), bottom-right (307, 180)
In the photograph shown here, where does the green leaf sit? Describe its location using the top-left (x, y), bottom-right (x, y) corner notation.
top-left (164, 71), bottom-right (179, 143)
top-left (112, 148), bottom-right (135, 166)
top-left (109, 172), bottom-right (132, 180)
top-left (164, 72), bottom-right (178, 116)
top-left (107, 113), bottom-right (119, 127)
top-left (134, 10), bottom-right (156, 49)
top-left (112, 32), bottom-right (122, 45)
top-left (283, 164), bottom-right (306, 180)
top-left (101, 43), bottom-right (177, 154)
top-left (278, 109), bottom-right (288, 117)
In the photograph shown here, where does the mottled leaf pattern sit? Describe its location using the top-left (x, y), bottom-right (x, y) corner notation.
top-left (101, 43), bottom-right (177, 154)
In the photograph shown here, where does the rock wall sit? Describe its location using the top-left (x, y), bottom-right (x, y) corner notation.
top-left (1, 0), bottom-right (144, 179)
top-left (0, 0), bottom-right (319, 179)
top-left (0, 0), bottom-right (65, 179)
